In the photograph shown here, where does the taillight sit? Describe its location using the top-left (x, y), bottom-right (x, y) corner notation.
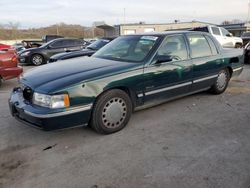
top-left (11, 56), bottom-right (17, 63)
top-left (247, 51), bottom-right (250, 56)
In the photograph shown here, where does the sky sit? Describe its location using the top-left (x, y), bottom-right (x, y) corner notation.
top-left (0, 0), bottom-right (249, 28)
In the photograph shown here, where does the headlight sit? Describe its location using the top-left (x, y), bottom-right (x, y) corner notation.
top-left (20, 51), bottom-right (30, 56)
top-left (33, 92), bottom-right (70, 109)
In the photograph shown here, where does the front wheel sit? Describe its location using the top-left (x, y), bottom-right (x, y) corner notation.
top-left (31, 54), bottom-right (44, 66)
top-left (210, 69), bottom-right (230, 94)
top-left (235, 43), bottom-right (242, 48)
top-left (90, 89), bottom-right (132, 134)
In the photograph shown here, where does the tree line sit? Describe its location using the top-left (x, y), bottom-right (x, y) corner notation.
top-left (0, 22), bottom-right (104, 40)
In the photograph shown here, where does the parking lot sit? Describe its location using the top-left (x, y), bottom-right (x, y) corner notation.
top-left (0, 65), bottom-right (250, 188)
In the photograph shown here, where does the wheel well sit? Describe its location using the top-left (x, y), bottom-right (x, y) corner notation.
top-left (226, 66), bottom-right (233, 78)
top-left (95, 87), bottom-right (137, 110)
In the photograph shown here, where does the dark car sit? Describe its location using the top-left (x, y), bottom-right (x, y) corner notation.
top-left (49, 37), bottom-right (115, 63)
top-left (244, 42), bottom-right (250, 64)
top-left (9, 31), bottom-right (244, 134)
top-left (241, 32), bottom-right (250, 47)
top-left (18, 38), bottom-right (89, 66)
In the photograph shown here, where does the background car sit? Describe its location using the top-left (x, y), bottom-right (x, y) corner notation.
top-left (191, 26), bottom-right (243, 48)
top-left (0, 49), bottom-right (23, 87)
top-left (18, 38), bottom-right (89, 65)
top-left (244, 42), bottom-right (250, 64)
top-left (241, 32), bottom-right (250, 47)
top-left (0, 43), bottom-right (12, 50)
top-left (48, 37), bottom-right (115, 63)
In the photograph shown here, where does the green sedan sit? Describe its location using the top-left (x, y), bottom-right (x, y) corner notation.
top-left (9, 31), bottom-right (244, 134)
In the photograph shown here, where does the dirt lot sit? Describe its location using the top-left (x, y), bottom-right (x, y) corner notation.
top-left (0, 65), bottom-right (250, 188)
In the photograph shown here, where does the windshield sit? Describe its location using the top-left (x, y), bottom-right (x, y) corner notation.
top-left (39, 40), bottom-right (54, 48)
top-left (87, 39), bottom-right (111, 50)
top-left (93, 35), bottom-right (159, 62)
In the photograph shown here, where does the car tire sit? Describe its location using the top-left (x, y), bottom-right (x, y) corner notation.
top-left (0, 77), bottom-right (2, 87)
top-left (90, 89), bottom-right (132, 134)
top-left (235, 43), bottom-right (242, 48)
top-left (210, 69), bottom-right (230, 94)
top-left (31, 54), bottom-right (44, 66)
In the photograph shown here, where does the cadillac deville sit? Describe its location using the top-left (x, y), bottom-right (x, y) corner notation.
top-left (9, 31), bottom-right (244, 134)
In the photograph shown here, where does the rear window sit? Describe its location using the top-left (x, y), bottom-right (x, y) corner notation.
top-left (192, 27), bottom-right (209, 33)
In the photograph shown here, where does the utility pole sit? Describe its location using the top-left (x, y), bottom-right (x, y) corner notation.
top-left (123, 8), bottom-right (126, 24)
top-left (247, 2), bottom-right (250, 31)
top-left (248, 3), bottom-right (250, 23)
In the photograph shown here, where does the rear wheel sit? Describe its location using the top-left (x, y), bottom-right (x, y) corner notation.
top-left (31, 54), bottom-right (44, 66)
top-left (210, 69), bottom-right (230, 94)
top-left (0, 77), bottom-right (2, 87)
top-left (90, 89), bottom-right (132, 134)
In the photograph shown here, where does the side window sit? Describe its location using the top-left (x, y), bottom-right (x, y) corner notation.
top-left (205, 36), bottom-right (218, 55)
top-left (156, 35), bottom-right (188, 61)
top-left (221, 28), bottom-right (230, 37)
top-left (51, 41), bottom-right (63, 48)
top-left (62, 39), bottom-right (75, 47)
top-left (187, 34), bottom-right (212, 58)
top-left (211, 27), bottom-right (221, 36)
top-left (74, 40), bottom-right (84, 46)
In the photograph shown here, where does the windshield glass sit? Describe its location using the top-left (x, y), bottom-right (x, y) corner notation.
top-left (93, 35), bottom-right (159, 62)
top-left (39, 40), bottom-right (54, 48)
top-left (87, 39), bottom-right (110, 50)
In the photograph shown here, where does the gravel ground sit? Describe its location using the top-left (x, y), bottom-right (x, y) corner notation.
top-left (0, 65), bottom-right (250, 188)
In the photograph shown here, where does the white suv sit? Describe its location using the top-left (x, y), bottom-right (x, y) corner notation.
top-left (192, 26), bottom-right (243, 48)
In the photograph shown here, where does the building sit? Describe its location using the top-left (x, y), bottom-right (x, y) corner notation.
top-left (95, 21), bottom-right (250, 38)
top-left (96, 21), bottom-right (215, 37)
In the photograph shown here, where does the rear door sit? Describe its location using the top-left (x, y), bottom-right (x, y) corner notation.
top-left (46, 40), bottom-right (66, 57)
top-left (143, 34), bottom-right (193, 105)
top-left (186, 33), bottom-right (222, 91)
top-left (65, 39), bottom-right (84, 51)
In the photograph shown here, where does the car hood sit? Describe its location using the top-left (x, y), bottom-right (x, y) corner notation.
top-left (51, 49), bottom-right (95, 60)
top-left (21, 57), bottom-right (142, 93)
top-left (19, 47), bottom-right (42, 54)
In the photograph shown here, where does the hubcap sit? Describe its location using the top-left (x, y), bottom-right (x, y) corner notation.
top-left (216, 71), bottom-right (227, 90)
top-left (102, 97), bottom-right (127, 129)
top-left (32, 55), bottom-right (43, 65)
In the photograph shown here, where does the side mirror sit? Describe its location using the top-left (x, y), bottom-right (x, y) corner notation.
top-left (226, 33), bottom-right (233, 37)
top-left (155, 55), bottom-right (172, 64)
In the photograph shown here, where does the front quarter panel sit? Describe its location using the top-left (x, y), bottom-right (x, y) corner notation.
top-left (63, 66), bottom-right (145, 108)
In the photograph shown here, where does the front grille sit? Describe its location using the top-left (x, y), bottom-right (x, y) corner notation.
top-left (22, 86), bottom-right (33, 101)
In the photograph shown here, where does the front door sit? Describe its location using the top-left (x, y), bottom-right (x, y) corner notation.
top-left (143, 34), bottom-right (193, 105)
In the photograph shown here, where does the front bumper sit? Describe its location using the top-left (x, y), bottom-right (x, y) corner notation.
top-left (18, 55), bottom-right (31, 65)
top-left (9, 89), bottom-right (92, 131)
